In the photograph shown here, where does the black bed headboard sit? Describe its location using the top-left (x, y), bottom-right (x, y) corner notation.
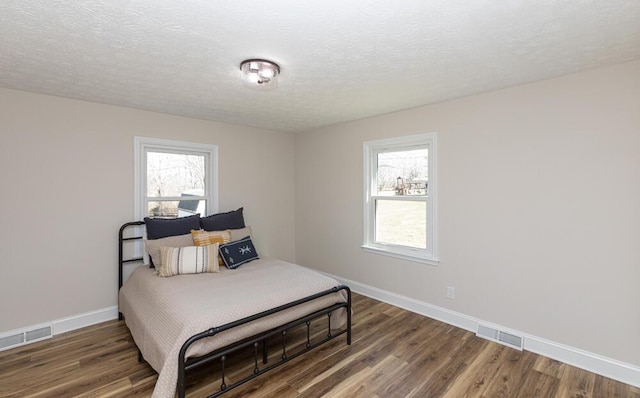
top-left (118, 221), bottom-right (146, 290)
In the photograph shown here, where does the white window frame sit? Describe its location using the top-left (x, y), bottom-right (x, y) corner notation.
top-left (134, 136), bottom-right (219, 222)
top-left (362, 133), bottom-right (439, 265)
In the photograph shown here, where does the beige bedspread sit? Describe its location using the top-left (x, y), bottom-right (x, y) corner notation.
top-left (119, 257), bottom-right (348, 398)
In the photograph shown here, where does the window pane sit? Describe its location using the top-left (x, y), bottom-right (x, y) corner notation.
top-left (375, 200), bottom-right (427, 249)
top-left (377, 148), bottom-right (428, 196)
top-left (147, 199), bottom-right (204, 218)
top-left (147, 152), bottom-right (205, 198)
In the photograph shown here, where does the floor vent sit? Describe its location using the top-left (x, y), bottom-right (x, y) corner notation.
top-left (0, 333), bottom-right (25, 350)
top-left (26, 326), bottom-right (52, 342)
top-left (477, 324), bottom-right (523, 350)
top-left (0, 325), bottom-right (52, 352)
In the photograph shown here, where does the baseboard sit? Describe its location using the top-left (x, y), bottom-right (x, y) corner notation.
top-left (52, 306), bottom-right (119, 335)
top-left (0, 306), bottom-right (119, 352)
top-left (2, 279), bottom-right (639, 388)
top-left (326, 272), bottom-right (640, 388)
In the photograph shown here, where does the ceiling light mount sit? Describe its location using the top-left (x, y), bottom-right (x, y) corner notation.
top-left (240, 59), bottom-right (280, 89)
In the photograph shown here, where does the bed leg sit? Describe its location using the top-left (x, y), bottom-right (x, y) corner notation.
top-left (281, 331), bottom-right (287, 360)
top-left (178, 354), bottom-right (186, 398)
top-left (220, 355), bottom-right (227, 391)
top-left (253, 342), bottom-right (260, 374)
top-left (262, 338), bottom-right (268, 364)
top-left (347, 287), bottom-right (352, 345)
top-left (137, 348), bottom-right (143, 363)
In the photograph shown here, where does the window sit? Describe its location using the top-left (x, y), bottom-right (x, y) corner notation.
top-left (363, 133), bottom-right (438, 264)
top-left (134, 137), bottom-right (218, 221)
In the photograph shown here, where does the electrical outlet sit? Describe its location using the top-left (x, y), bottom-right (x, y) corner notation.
top-left (446, 286), bottom-right (455, 299)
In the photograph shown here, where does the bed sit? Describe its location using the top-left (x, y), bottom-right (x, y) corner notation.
top-left (118, 216), bottom-right (351, 398)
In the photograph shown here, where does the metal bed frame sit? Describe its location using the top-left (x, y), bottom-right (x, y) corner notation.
top-left (118, 221), bottom-right (352, 398)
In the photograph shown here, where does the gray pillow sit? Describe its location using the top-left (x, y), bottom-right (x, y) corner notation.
top-left (144, 233), bottom-right (194, 270)
top-left (230, 226), bottom-right (253, 242)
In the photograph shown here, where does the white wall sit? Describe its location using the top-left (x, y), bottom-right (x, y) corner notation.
top-left (295, 60), bottom-right (640, 367)
top-left (0, 88), bottom-right (295, 332)
top-left (1, 59), bottom-right (638, 374)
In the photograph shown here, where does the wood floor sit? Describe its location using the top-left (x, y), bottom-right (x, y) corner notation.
top-left (1, 293), bottom-right (638, 398)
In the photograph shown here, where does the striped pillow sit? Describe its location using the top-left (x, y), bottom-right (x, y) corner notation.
top-left (191, 229), bottom-right (231, 265)
top-left (158, 244), bottom-right (219, 277)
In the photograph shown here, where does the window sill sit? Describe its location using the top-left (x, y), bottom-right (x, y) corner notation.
top-left (361, 244), bottom-right (440, 266)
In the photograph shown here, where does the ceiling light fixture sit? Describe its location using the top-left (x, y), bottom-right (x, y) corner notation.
top-left (240, 59), bottom-right (280, 89)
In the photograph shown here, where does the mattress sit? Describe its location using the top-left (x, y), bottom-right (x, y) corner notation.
top-left (119, 257), bottom-right (347, 398)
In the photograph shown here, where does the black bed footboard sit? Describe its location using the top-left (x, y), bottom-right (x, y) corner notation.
top-left (178, 285), bottom-right (351, 398)
top-left (118, 221), bottom-right (352, 398)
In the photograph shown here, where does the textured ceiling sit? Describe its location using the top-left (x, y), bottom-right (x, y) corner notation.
top-left (1, 1), bottom-right (639, 133)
